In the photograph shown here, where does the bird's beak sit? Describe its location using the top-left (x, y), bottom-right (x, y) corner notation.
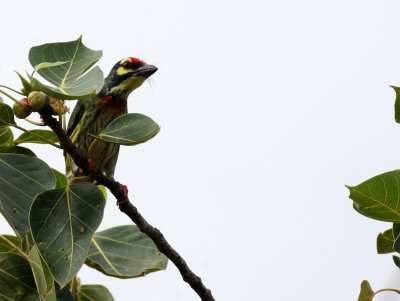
top-left (133, 64), bottom-right (158, 78)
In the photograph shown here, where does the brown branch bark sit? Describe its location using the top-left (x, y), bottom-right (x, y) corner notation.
top-left (39, 108), bottom-right (216, 301)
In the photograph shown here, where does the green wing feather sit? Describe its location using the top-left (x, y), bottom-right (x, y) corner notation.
top-left (67, 99), bottom-right (86, 137)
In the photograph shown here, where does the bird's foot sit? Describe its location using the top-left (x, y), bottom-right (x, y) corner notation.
top-left (117, 183), bottom-right (129, 205)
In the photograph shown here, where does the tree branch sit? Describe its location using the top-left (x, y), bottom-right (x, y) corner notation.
top-left (39, 108), bottom-right (216, 301)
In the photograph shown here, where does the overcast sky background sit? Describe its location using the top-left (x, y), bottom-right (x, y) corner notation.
top-left (1, 1), bottom-right (400, 300)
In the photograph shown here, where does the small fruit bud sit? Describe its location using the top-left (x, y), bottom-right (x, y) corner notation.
top-left (48, 97), bottom-right (69, 115)
top-left (27, 91), bottom-right (46, 111)
top-left (13, 98), bottom-right (32, 119)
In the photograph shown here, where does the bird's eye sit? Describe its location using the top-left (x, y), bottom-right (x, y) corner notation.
top-left (122, 62), bottom-right (131, 68)
top-left (131, 62), bottom-right (143, 69)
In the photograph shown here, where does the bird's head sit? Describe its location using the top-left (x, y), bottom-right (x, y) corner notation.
top-left (98, 57), bottom-right (157, 100)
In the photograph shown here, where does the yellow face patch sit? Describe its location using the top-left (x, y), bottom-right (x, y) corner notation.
top-left (116, 57), bottom-right (134, 75)
top-left (117, 66), bottom-right (132, 76)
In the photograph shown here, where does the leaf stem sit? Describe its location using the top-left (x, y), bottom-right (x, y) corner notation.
top-left (0, 85), bottom-right (24, 96)
top-left (0, 89), bottom-right (20, 105)
top-left (12, 124), bottom-right (62, 149)
top-left (374, 288), bottom-right (400, 298)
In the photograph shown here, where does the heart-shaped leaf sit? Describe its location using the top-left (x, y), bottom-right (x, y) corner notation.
top-left (78, 285), bottom-right (115, 301)
top-left (0, 252), bottom-right (39, 300)
top-left (14, 130), bottom-right (59, 145)
top-left (0, 128), bottom-right (13, 146)
top-left (85, 225), bottom-right (167, 278)
top-left (358, 280), bottom-right (374, 301)
top-left (28, 245), bottom-right (56, 301)
top-left (28, 68), bottom-right (103, 100)
top-left (30, 183), bottom-right (105, 287)
top-left (93, 113), bottom-right (160, 146)
top-left (28, 36), bottom-right (104, 100)
top-left (0, 153), bottom-right (56, 235)
top-left (0, 102), bottom-right (16, 128)
top-left (347, 170), bottom-right (400, 222)
top-left (0, 146), bottom-right (36, 156)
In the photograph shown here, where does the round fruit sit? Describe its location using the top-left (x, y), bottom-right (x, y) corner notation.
top-left (27, 91), bottom-right (47, 111)
top-left (13, 98), bottom-right (32, 119)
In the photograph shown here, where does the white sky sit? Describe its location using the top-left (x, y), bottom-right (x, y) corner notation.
top-left (1, 0), bottom-right (400, 300)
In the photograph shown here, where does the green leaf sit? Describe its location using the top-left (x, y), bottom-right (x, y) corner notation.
top-left (28, 245), bottom-right (56, 301)
top-left (377, 228), bottom-right (394, 254)
top-left (347, 170), bottom-right (400, 222)
top-left (15, 71), bottom-right (32, 95)
top-left (52, 169), bottom-right (67, 188)
top-left (0, 127), bottom-right (13, 146)
top-left (358, 280), bottom-right (374, 301)
top-left (0, 153), bottom-right (56, 235)
top-left (14, 130), bottom-right (59, 145)
top-left (394, 255), bottom-right (400, 269)
top-left (85, 225), bottom-right (167, 278)
top-left (0, 252), bottom-right (39, 300)
top-left (28, 70), bottom-right (103, 101)
top-left (0, 145), bottom-right (36, 156)
top-left (78, 285), bottom-right (115, 301)
top-left (30, 183), bottom-right (105, 287)
top-left (93, 113), bottom-right (160, 146)
top-left (0, 235), bottom-right (21, 253)
top-left (392, 86), bottom-right (400, 123)
top-left (0, 102), bottom-right (16, 128)
top-left (28, 36), bottom-right (103, 100)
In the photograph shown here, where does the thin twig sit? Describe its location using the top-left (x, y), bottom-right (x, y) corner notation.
top-left (39, 108), bottom-right (216, 301)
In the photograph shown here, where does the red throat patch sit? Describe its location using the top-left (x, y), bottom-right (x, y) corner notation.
top-left (101, 95), bottom-right (127, 110)
top-left (102, 95), bottom-right (113, 103)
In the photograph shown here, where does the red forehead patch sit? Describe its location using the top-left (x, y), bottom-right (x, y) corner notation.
top-left (129, 57), bottom-right (145, 64)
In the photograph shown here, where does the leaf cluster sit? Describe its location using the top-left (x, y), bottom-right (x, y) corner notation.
top-left (348, 87), bottom-right (400, 300)
top-left (0, 37), bottom-right (166, 300)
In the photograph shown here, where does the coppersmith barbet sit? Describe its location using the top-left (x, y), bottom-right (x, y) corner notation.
top-left (65, 57), bottom-right (157, 180)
